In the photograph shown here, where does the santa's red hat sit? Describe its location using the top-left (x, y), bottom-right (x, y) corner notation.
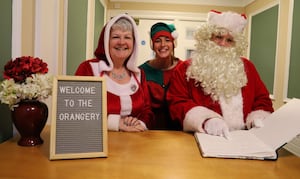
top-left (207, 10), bottom-right (247, 33)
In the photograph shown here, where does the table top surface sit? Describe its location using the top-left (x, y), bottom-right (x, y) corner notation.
top-left (1, 126), bottom-right (300, 179)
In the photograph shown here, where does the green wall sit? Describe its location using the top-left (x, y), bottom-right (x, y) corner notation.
top-left (94, 0), bottom-right (105, 51)
top-left (288, 0), bottom-right (300, 98)
top-left (66, 0), bottom-right (88, 75)
top-left (66, 0), bottom-right (105, 75)
top-left (0, 0), bottom-right (12, 69)
top-left (0, 0), bottom-right (13, 143)
top-left (249, 5), bottom-right (278, 95)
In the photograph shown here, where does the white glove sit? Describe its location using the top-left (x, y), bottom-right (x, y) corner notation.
top-left (204, 118), bottom-right (230, 139)
top-left (246, 118), bottom-right (264, 129)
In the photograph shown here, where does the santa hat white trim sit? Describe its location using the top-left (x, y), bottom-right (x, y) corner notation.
top-left (89, 61), bottom-right (110, 76)
top-left (104, 74), bottom-right (138, 95)
top-left (104, 14), bottom-right (140, 73)
top-left (208, 10), bottom-right (247, 34)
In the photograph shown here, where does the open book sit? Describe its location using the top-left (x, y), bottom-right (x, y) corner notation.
top-left (194, 98), bottom-right (300, 160)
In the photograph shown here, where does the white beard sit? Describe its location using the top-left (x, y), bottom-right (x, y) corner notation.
top-left (186, 40), bottom-right (247, 101)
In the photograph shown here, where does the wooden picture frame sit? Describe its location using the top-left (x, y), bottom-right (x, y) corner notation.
top-left (49, 75), bottom-right (107, 160)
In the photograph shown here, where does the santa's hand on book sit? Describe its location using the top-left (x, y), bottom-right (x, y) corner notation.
top-left (204, 118), bottom-right (231, 140)
top-left (246, 118), bottom-right (264, 129)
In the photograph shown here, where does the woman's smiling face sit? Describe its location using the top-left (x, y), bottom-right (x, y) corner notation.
top-left (109, 28), bottom-right (134, 62)
top-left (153, 36), bottom-right (174, 59)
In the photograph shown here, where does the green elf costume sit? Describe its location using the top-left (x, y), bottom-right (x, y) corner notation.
top-left (139, 22), bottom-right (183, 130)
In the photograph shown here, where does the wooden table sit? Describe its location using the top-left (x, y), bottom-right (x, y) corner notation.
top-left (1, 126), bottom-right (300, 179)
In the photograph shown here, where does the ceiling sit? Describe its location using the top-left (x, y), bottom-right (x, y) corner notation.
top-left (109, 0), bottom-right (255, 7)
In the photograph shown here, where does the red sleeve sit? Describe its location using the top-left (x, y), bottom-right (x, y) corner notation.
top-left (137, 70), bottom-right (155, 129)
top-left (242, 58), bottom-right (274, 113)
top-left (75, 60), bottom-right (96, 76)
top-left (166, 60), bottom-right (200, 126)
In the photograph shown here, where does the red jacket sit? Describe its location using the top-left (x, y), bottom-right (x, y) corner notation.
top-left (167, 58), bottom-right (274, 131)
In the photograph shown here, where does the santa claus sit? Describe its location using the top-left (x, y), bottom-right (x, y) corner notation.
top-left (167, 10), bottom-right (274, 138)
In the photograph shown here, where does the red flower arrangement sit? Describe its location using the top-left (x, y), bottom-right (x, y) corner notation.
top-left (3, 56), bottom-right (48, 83)
top-left (0, 56), bottom-right (53, 110)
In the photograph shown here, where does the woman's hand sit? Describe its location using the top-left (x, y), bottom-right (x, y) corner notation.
top-left (119, 116), bottom-right (146, 132)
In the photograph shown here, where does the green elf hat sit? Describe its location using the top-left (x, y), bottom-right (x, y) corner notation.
top-left (150, 22), bottom-right (178, 42)
top-left (150, 22), bottom-right (178, 49)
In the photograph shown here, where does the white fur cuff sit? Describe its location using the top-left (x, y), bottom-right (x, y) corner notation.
top-left (183, 106), bottom-right (222, 132)
top-left (246, 110), bottom-right (271, 129)
top-left (108, 114), bottom-right (120, 131)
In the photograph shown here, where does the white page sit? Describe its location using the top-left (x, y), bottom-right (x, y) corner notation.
top-left (195, 131), bottom-right (276, 159)
top-left (250, 98), bottom-right (300, 150)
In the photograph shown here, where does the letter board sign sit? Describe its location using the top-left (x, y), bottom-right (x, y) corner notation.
top-left (50, 75), bottom-right (107, 160)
